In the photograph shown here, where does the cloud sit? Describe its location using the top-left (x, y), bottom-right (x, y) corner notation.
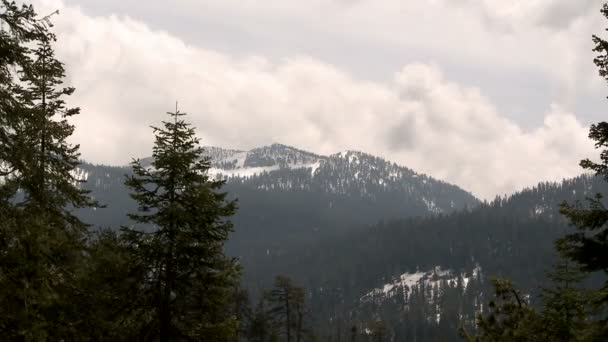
top-left (387, 64), bottom-right (594, 198)
top-left (463, 0), bottom-right (600, 30)
top-left (29, 0), bottom-right (598, 200)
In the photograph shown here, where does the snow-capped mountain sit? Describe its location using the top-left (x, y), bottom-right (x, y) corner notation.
top-left (201, 143), bottom-right (478, 214)
top-left (206, 144), bottom-right (322, 178)
top-left (77, 143), bottom-right (479, 230)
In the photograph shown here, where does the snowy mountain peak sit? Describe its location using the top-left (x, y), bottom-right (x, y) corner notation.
top-left (128, 143), bottom-right (479, 213)
top-left (244, 144), bottom-right (321, 168)
top-left (203, 144), bottom-right (322, 178)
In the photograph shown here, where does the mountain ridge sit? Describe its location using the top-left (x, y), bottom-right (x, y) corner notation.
top-left (127, 143), bottom-right (479, 206)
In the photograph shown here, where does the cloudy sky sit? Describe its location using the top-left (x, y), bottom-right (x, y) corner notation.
top-left (29, 0), bottom-right (608, 199)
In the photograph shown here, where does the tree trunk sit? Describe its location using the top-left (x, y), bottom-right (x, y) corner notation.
top-left (296, 310), bottom-right (303, 342)
top-left (159, 258), bottom-right (173, 342)
top-left (285, 290), bottom-right (291, 342)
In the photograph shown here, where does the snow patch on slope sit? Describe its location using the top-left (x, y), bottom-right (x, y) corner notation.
top-left (361, 265), bottom-right (482, 304)
top-left (207, 144), bottom-right (322, 179)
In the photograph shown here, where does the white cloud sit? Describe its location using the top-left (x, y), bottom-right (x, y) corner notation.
top-left (29, 0), bottom-right (599, 199)
top-left (453, 0), bottom-right (600, 30)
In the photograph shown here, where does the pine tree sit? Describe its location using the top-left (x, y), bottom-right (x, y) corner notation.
top-left (0, 3), bottom-right (96, 339)
top-left (550, 3), bottom-right (608, 337)
top-left (1, 2), bottom-right (40, 201)
top-left (557, 122), bottom-right (608, 304)
top-left (248, 297), bottom-right (274, 342)
top-left (556, 1), bottom-right (608, 290)
top-left (232, 285), bottom-right (253, 341)
top-left (76, 229), bottom-right (150, 341)
top-left (461, 278), bottom-right (542, 342)
top-left (539, 260), bottom-right (591, 341)
top-left (267, 275), bottom-right (296, 342)
top-left (266, 275), bottom-right (309, 342)
top-left (123, 105), bottom-right (240, 341)
top-left (293, 286), bottom-right (307, 342)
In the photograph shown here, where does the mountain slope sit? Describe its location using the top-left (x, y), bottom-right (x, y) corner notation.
top-left (79, 143), bottom-right (478, 228)
top-left (285, 174), bottom-right (608, 341)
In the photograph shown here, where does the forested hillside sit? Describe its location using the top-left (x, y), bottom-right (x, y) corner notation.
top-left (248, 174), bottom-right (608, 340)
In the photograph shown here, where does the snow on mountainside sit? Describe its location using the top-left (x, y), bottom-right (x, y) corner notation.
top-left (359, 265), bottom-right (483, 323)
top-left (361, 266), bottom-right (482, 304)
top-left (206, 144), bottom-right (322, 178)
top-left (201, 143), bottom-right (478, 212)
top-left (77, 143), bottom-right (479, 221)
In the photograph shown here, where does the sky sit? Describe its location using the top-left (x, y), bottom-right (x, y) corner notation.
top-left (26, 0), bottom-right (608, 199)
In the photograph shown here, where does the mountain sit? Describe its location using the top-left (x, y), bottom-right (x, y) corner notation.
top-left (203, 143), bottom-right (476, 214)
top-left (79, 142), bottom-right (478, 227)
top-left (76, 143), bottom-right (479, 292)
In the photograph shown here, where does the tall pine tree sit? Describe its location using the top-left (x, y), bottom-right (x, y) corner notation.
top-left (555, 4), bottom-right (608, 337)
top-left (0, 3), bottom-right (96, 340)
top-left (123, 105), bottom-right (240, 341)
top-left (539, 261), bottom-right (591, 341)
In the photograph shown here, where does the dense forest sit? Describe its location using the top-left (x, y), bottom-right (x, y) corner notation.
top-left (1, 0), bottom-right (608, 341)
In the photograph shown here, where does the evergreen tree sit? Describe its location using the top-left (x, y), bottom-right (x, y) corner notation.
top-left (266, 275), bottom-right (309, 342)
top-left (0, 1), bottom-right (41, 117)
top-left (551, 3), bottom-right (608, 337)
top-left (0, 2), bottom-right (96, 339)
top-left (557, 122), bottom-right (608, 306)
top-left (293, 286), bottom-right (307, 342)
top-left (461, 279), bottom-right (542, 342)
top-left (267, 275), bottom-right (296, 342)
top-left (232, 285), bottom-right (253, 341)
top-left (248, 297), bottom-right (275, 342)
top-left (539, 260), bottom-right (591, 341)
top-left (555, 0), bottom-right (608, 302)
top-left (76, 229), bottom-right (151, 341)
top-left (123, 105), bottom-right (240, 341)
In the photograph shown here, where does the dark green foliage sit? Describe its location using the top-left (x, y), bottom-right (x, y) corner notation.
top-left (554, 22), bottom-right (608, 331)
top-left (242, 277), bottom-right (313, 342)
top-left (461, 279), bottom-right (542, 342)
top-left (75, 229), bottom-right (151, 341)
top-left (558, 1), bottom-right (608, 290)
top-left (0, 1), bottom-right (40, 125)
top-left (260, 275), bottom-right (309, 342)
top-left (265, 275), bottom-right (308, 342)
top-left (464, 263), bottom-right (599, 342)
top-left (539, 261), bottom-right (592, 341)
top-left (0, 2), bottom-right (96, 340)
top-left (122, 106), bottom-right (240, 341)
top-left (557, 123), bottom-right (608, 308)
top-left (248, 297), bottom-right (275, 342)
top-left (232, 286), bottom-right (253, 341)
